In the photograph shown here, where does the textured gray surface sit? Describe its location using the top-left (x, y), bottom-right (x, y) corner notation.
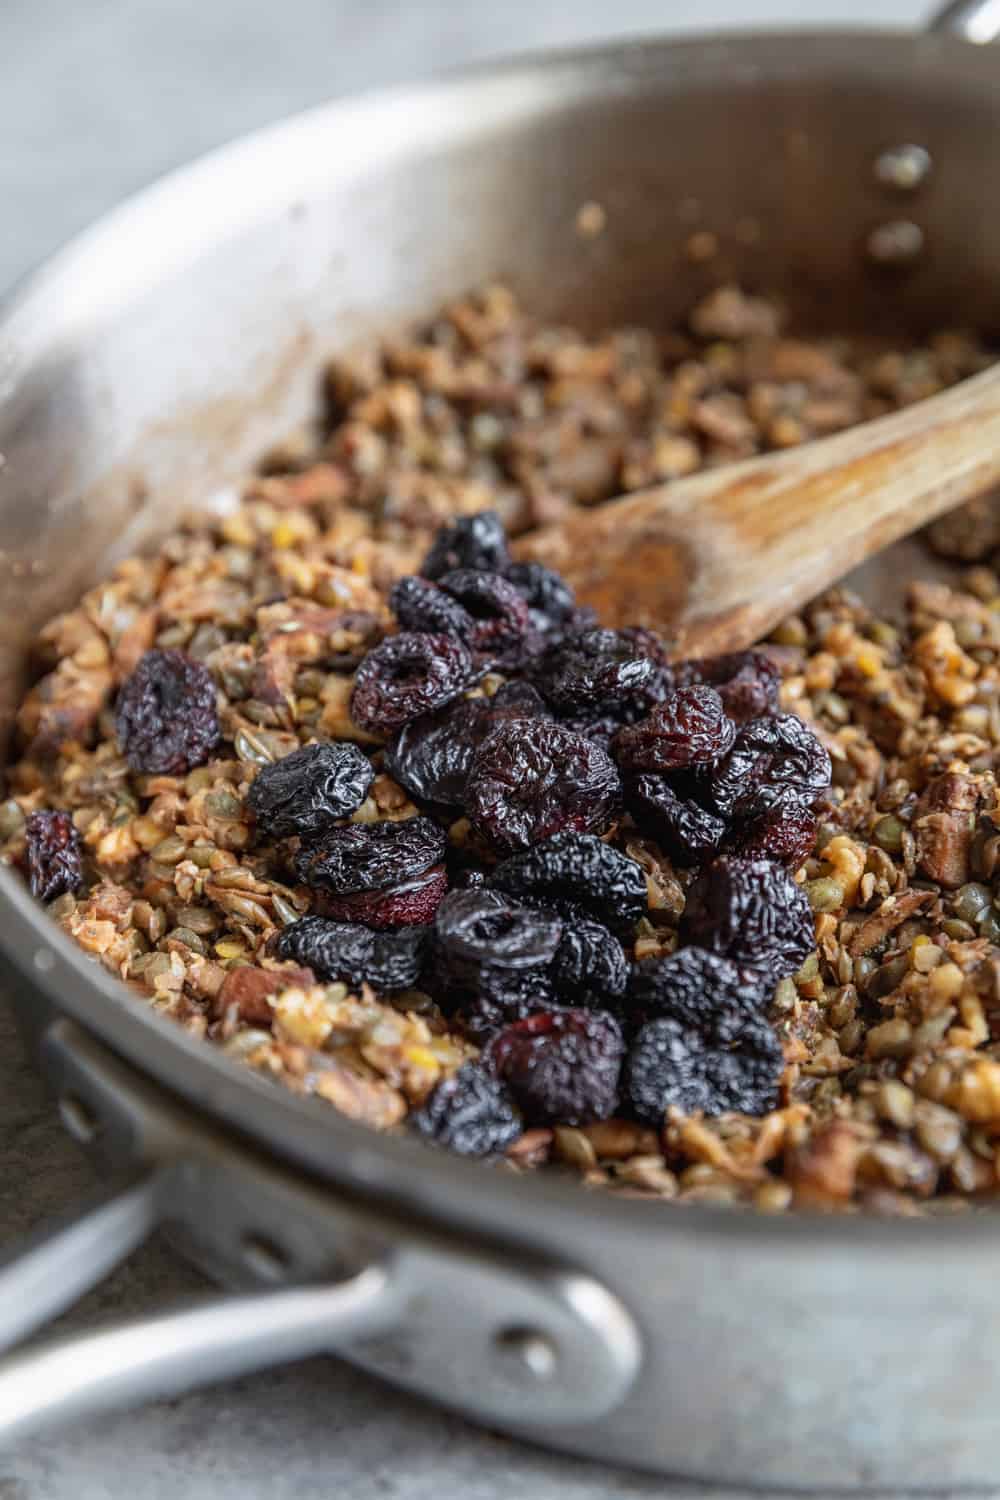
top-left (0, 0), bottom-right (943, 1495)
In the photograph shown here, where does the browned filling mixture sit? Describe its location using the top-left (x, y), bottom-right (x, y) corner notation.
top-left (5, 283), bottom-right (1000, 1215)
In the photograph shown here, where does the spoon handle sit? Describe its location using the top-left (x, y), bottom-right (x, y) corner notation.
top-left (518, 362), bottom-right (1000, 656)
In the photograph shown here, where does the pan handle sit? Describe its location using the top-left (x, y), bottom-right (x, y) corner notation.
top-left (928, 0), bottom-right (1000, 40)
top-left (0, 1016), bottom-right (639, 1445)
top-left (0, 1166), bottom-right (395, 1443)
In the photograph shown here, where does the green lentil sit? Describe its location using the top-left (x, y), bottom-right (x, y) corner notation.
top-left (270, 891), bottom-right (301, 926)
top-left (805, 876), bottom-right (844, 913)
top-left (234, 728), bottom-right (275, 765)
top-left (204, 789), bottom-right (242, 819)
top-left (953, 882), bottom-right (993, 925)
top-left (173, 905), bottom-right (219, 935)
top-left (873, 815), bottom-right (905, 855)
top-left (0, 800), bottom-right (25, 840)
top-left (150, 834), bottom-right (187, 865)
top-left (795, 952), bottom-right (820, 983)
top-left (164, 926), bottom-right (207, 955)
top-left (865, 954), bottom-right (910, 999)
top-left (772, 977), bottom-right (798, 1013)
top-left (853, 955), bottom-right (877, 987)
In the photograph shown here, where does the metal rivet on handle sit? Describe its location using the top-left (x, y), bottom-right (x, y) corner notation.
top-left (241, 1233), bottom-right (291, 1282)
top-left (866, 220), bottom-right (925, 267)
top-left (873, 145), bottom-right (932, 193)
top-left (494, 1326), bottom-right (558, 1381)
top-left (58, 1092), bottom-right (99, 1143)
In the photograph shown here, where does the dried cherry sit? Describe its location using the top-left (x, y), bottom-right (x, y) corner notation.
top-left (686, 650), bottom-right (781, 723)
top-left (454, 970), bottom-right (558, 1043)
top-left (115, 648), bottom-right (220, 775)
top-left (623, 1011), bottom-right (783, 1122)
top-left (504, 561), bottom-right (577, 635)
top-left (24, 810), bottom-right (83, 902)
top-left (420, 510), bottom-right (510, 580)
top-left (624, 947), bottom-right (769, 1041)
top-left (466, 718), bottom-right (621, 852)
top-left (613, 686), bottom-right (736, 773)
top-left (410, 1062), bottom-right (522, 1157)
top-left (274, 916), bottom-right (428, 990)
top-left (707, 713), bottom-right (831, 821)
top-left (389, 576), bottom-right (474, 636)
top-left (315, 864), bottom-right (448, 928)
top-left (490, 831), bottom-right (647, 934)
top-left (680, 855), bottom-right (815, 979)
top-left (386, 682), bottom-right (549, 810)
top-left (434, 887), bottom-right (562, 981)
top-left (294, 815), bottom-right (446, 893)
top-left (625, 773), bottom-right (726, 864)
top-left (350, 632), bottom-right (476, 735)
top-left (532, 627), bottom-right (664, 714)
top-left (437, 569), bottom-right (532, 666)
top-left (487, 1008), bottom-right (625, 1125)
top-left (732, 803), bottom-right (817, 867)
top-left (549, 919), bottom-right (628, 1009)
top-left (246, 741), bottom-right (374, 841)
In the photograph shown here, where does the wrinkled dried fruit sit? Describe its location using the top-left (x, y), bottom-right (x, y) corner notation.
top-left (504, 561), bottom-right (577, 635)
top-left (623, 1011), bottom-right (783, 1122)
top-left (487, 1008), bottom-right (625, 1125)
top-left (390, 575), bottom-right (474, 636)
top-left (550, 919), bottom-right (628, 1008)
top-left (350, 632), bottom-right (476, 735)
top-left (420, 510), bottom-right (510, 580)
top-left (490, 831), bottom-right (647, 934)
top-left (410, 1062), bottom-right (522, 1156)
top-left (386, 683), bottom-right (550, 810)
top-left (616, 626), bottom-right (670, 667)
top-left (24, 810), bottom-right (83, 901)
top-left (274, 915), bottom-right (428, 990)
top-left (532, 627), bottom-right (665, 714)
top-left (733, 803), bottom-right (817, 867)
top-left (558, 710), bottom-right (631, 752)
top-left (686, 650), bottom-right (781, 723)
top-left (316, 864), bottom-right (448, 928)
top-left (681, 856), bottom-right (815, 979)
top-left (294, 815), bottom-right (446, 893)
top-left (614, 686), bottom-right (736, 773)
top-left (454, 969), bottom-right (558, 1042)
top-left (386, 698), bottom-right (491, 810)
top-left (488, 680), bottom-right (552, 717)
top-left (435, 888), bottom-right (563, 983)
top-left (625, 773), bottom-right (726, 864)
top-left (246, 741), bottom-right (374, 841)
top-left (624, 948), bottom-right (769, 1042)
top-left (115, 648), bottom-right (220, 775)
top-left (437, 569), bottom-right (532, 665)
top-left (707, 713), bottom-right (831, 820)
top-left (466, 718), bottom-right (621, 852)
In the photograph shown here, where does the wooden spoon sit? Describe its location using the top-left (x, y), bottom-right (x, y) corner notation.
top-left (513, 362), bottom-right (1000, 657)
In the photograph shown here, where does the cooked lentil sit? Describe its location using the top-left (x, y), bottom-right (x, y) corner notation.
top-left (7, 282), bottom-right (1000, 1213)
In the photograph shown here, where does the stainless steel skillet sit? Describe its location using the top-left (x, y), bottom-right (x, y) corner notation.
top-left (1, 2), bottom-right (1000, 1486)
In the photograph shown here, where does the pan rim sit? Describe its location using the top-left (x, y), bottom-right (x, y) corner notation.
top-left (3, 21), bottom-right (999, 1259)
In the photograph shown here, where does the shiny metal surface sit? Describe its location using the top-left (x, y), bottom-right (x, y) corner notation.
top-left (4, 9), bottom-right (1000, 1485)
top-left (0, 1262), bottom-right (393, 1443)
top-left (0, 1020), bottom-right (640, 1443)
top-left (0, 1169), bottom-right (162, 1353)
top-left (932, 0), bottom-right (1000, 40)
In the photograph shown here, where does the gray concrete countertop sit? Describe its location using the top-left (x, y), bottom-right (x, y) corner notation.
top-left (0, 1), bottom-right (943, 1495)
